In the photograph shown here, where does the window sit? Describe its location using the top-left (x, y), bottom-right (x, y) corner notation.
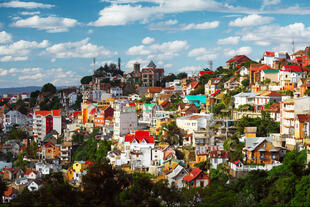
top-left (200, 181), bottom-right (204, 187)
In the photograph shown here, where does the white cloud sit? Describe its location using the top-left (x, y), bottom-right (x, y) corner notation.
top-left (20, 11), bottom-right (40, 15)
top-left (87, 29), bottom-right (93, 34)
top-left (229, 14), bottom-right (274, 27)
top-left (90, 0), bottom-right (254, 27)
top-left (164, 64), bottom-right (172, 68)
top-left (261, 0), bottom-right (280, 10)
top-left (126, 39), bottom-right (189, 62)
top-left (224, 46), bottom-right (252, 57)
top-left (148, 20), bottom-right (219, 31)
top-left (217, 36), bottom-right (240, 45)
top-left (127, 45), bottom-right (150, 55)
top-left (0, 56), bottom-right (28, 62)
top-left (178, 66), bottom-right (201, 73)
top-left (182, 21), bottom-right (219, 30)
top-left (142, 37), bottom-right (155, 44)
top-left (240, 23), bottom-right (310, 48)
top-left (188, 47), bottom-right (219, 60)
top-left (0, 31), bottom-right (12, 44)
top-left (0, 1), bottom-right (54, 9)
top-left (0, 67), bottom-right (81, 87)
top-left (45, 38), bottom-right (117, 59)
top-left (0, 39), bottom-right (48, 61)
top-left (11, 15), bottom-right (78, 33)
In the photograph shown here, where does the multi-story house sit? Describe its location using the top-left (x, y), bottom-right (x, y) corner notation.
top-left (176, 113), bottom-right (213, 134)
top-left (243, 137), bottom-right (286, 164)
top-left (33, 110), bottom-right (62, 140)
top-left (261, 51), bottom-right (290, 67)
top-left (124, 130), bottom-right (155, 170)
top-left (260, 69), bottom-right (279, 83)
top-left (110, 87), bottom-right (123, 97)
top-left (295, 114), bottom-right (310, 140)
top-left (234, 92), bottom-right (261, 109)
top-left (280, 99), bottom-right (296, 137)
top-left (205, 78), bottom-right (222, 95)
top-left (249, 64), bottom-right (272, 86)
top-left (279, 65), bottom-right (307, 87)
top-left (183, 168), bottom-right (210, 188)
top-left (94, 105), bottom-right (114, 127)
top-left (113, 106), bottom-right (138, 138)
top-left (186, 81), bottom-right (199, 95)
top-left (141, 61), bottom-right (164, 87)
top-left (92, 89), bottom-right (111, 102)
top-left (255, 91), bottom-right (284, 111)
top-left (267, 103), bottom-right (281, 122)
top-left (141, 103), bottom-right (161, 126)
top-left (3, 110), bottom-right (30, 133)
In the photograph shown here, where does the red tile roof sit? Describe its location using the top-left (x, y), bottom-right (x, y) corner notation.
top-left (124, 130), bottom-right (155, 144)
top-left (25, 170), bottom-right (38, 175)
top-left (35, 109), bottom-right (61, 117)
top-left (199, 71), bottom-right (214, 76)
top-left (211, 89), bottom-right (220, 96)
top-left (183, 168), bottom-right (202, 182)
top-left (148, 87), bottom-right (162, 93)
top-left (267, 103), bottom-right (280, 113)
top-left (265, 51), bottom-right (275, 57)
top-left (70, 111), bottom-right (81, 118)
top-left (188, 81), bottom-right (199, 89)
top-left (250, 64), bottom-right (272, 71)
top-left (226, 55), bottom-right (251, 64)
top-left (297, 114), bottom-right (310, 123)
top-left (4, 187), bottom-right (18, 197)
top-left (282, 65), bottom-right (307, 73)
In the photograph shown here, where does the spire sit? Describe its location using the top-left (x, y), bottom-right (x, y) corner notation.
top-left (147, 60), bottom-right (156, 68)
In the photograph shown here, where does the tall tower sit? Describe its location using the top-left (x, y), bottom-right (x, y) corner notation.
top-left (118, 57), bottom-right (121, 70)
top-left (208, 60), bottom-right (213, 70)
top-left (292, 40), bottom-right (295, 54)
top-left (134, 62), bottom-right (140, 73)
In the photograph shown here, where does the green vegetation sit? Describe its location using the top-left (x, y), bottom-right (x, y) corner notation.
top-left (10, 150), bottom-right (310, 206)
top-left (236, 111), bottom-right (280, 137)
top-left (305, 89), bottom-right (310, 96)
top-left (165, 94), bottom-right (183, 111)
top-left (8, 127), bottom-right (30, 140)
top-left (94, 63), bottom-right (123, 77)
top-left (241, 79), bottom-right (249, 87)
top-left (159, 121), bottom-right (182, 145)
top-left (135, 97), bottom-right (152, 104)
top-left (80, 75), bottom-right (93, 84)
top-left (41, 83), bottom-right (56, 94)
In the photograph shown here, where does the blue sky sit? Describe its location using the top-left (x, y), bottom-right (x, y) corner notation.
top-left (0, 0), bottom-right (310, 87)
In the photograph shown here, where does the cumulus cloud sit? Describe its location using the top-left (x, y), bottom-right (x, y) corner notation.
top-left (20, 11), bottom-right (40, 15)
top-left (217, 36), bottom-right (240, 45)
top-left (178, 66), bottom-right (201, 73)
top-left (142, 37), bottom-right (155, 45)
top-left (11, 15), bottom-right (78, 33)
top-left (224, 46), bottom-right (252, 57)
top-left (0, 56), bottom-right (28, 62)
top-left (229, 14), bottom-right (274, 27)
top-left (0, 1), bottom-right (54, 9)
top-left (45, 38), bottom-right (117, 59)
top-left (0, 31), bottom-right (12, 44)
top-left (126, 39), bottom-right (189, 62)
top-left (240, 22), bottom-right (310, 48)
top-left (188, 47), bottom-right (219, 60)
top-left (0, 39), bottom-right (48, 61)
top-left (90, 0), bottom-right (253, 27)
top-left (148, 20), bottom-right (219, 31)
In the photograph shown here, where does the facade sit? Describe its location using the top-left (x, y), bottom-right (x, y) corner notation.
top-left (113, 106), bottom-right (138, 138)
top-left (33, 110), bottom-right (62, 140)
top-left (110, 87), bottom-right (123, 97)
top-left (141, 61), bottom-right (164, 87)
top-left (260, 69), bottom-right (279, 83)
top-left (176, 113), bottom-right (213, 134)
top-left (183, 168), bottom-right (209, 188)
top-left (3, 110), bottom-right (30, 132)
top-left (233, 92), bottom-right (260, 109)
top-left (255, 91), bottom-right (284, 111)
top-left (205, 78), bottom-right (222, 95)
top-left (280, 99), bottom-right (295, 136)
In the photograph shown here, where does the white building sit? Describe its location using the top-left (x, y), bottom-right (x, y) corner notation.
top-left (176, 113), bottom-right (213, 134)
top-left (92, 89), bottom-right (111, 102)
top-left (3, 110), bottom-right (29, 132)
top-left (110, 87), bottom-right (123, 97)
top-left (233, 92), bottom-right (260, 109)
top-left (113, 106), bottom-right (138, 138)
top-left (124, 130), bottom-right (155, 170)
top-left (33, 110), bottom-right (62, 140)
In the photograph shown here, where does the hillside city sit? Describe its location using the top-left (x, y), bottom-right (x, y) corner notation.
top-left (0, 47), bottom-right (309, 206)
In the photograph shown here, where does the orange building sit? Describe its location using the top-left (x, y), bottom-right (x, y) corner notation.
top-left (183, 168), bottom-right (210, 188)
top-left (243, 137), bottom-right (284, 164)
top-left (94, 106), bottom-right (114, 127)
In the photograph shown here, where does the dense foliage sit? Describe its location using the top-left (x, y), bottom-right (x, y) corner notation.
top-left (10, 150), bottom-right (310, 207)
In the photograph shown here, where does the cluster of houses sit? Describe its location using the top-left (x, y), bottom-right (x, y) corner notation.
top-left (0, 45), bottom-right (309, 201)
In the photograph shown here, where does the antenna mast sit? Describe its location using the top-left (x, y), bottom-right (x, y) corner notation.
top-left (292, 40), bottom-right (295, 54)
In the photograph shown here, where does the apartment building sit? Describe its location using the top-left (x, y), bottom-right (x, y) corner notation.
top-left (33, 110), bottom-right (62, 140)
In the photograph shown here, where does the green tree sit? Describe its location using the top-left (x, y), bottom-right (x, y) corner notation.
top-left (13, 154), bottom-right (29, 170)
top-left (0, 180), bottom-right (6, 203)
top-left (241, 79), bottom-right (249, 87)
top-left (176, 72), bottom-right (187, 80)
top-left (8, 127), bottom-right (29, 140)
top-left (41, 83), bottom-right (56, 94)
top-left (80, 75), bottom-right (93, 84)
top-left (305, 89), bottom-right (310, 96)
top-left (221, 93), bottom-right (232, 106)
top-left (160, 121), bottom-right (182, 145)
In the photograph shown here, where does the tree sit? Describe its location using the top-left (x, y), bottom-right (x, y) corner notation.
top-left (164, 73), bottom-right (177, 83)
top-left (72, 132), bottom-right (84, 145)
top-left (221, 93), bottom-right (232, 106)
top-left (190, 85), bottom-right (204, 95)
top-left (263, 78), bottom-right (271, 85)
top-left (176, 72), bottom-right (187, 80)
top-left (0, 180), bottom-right (6, 203)
top-left (241, 79), bottom-right (249, 87)
top-left (305, 89), bottom-right (310, 96)
top-left (72, 94), bottom-right (83, 110)
top-left (160, 121), bottom-right (182, 145)
top-left (8, 127), bottom-right (29, 140)
top-left (13, 154), bottom-right (29, 170)
top-left (80, 76), bottom-right (93, 84)
top-left (41, 83), bottom-right (56, 94)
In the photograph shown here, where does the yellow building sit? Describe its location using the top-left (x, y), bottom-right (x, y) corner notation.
top-left (295, 114), bottom-right (310, 140)
top-left (73, 161), bottom-right (88, 173)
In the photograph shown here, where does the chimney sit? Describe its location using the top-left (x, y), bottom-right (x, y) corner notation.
top-left (244, 127), bottom-right (257, 138)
